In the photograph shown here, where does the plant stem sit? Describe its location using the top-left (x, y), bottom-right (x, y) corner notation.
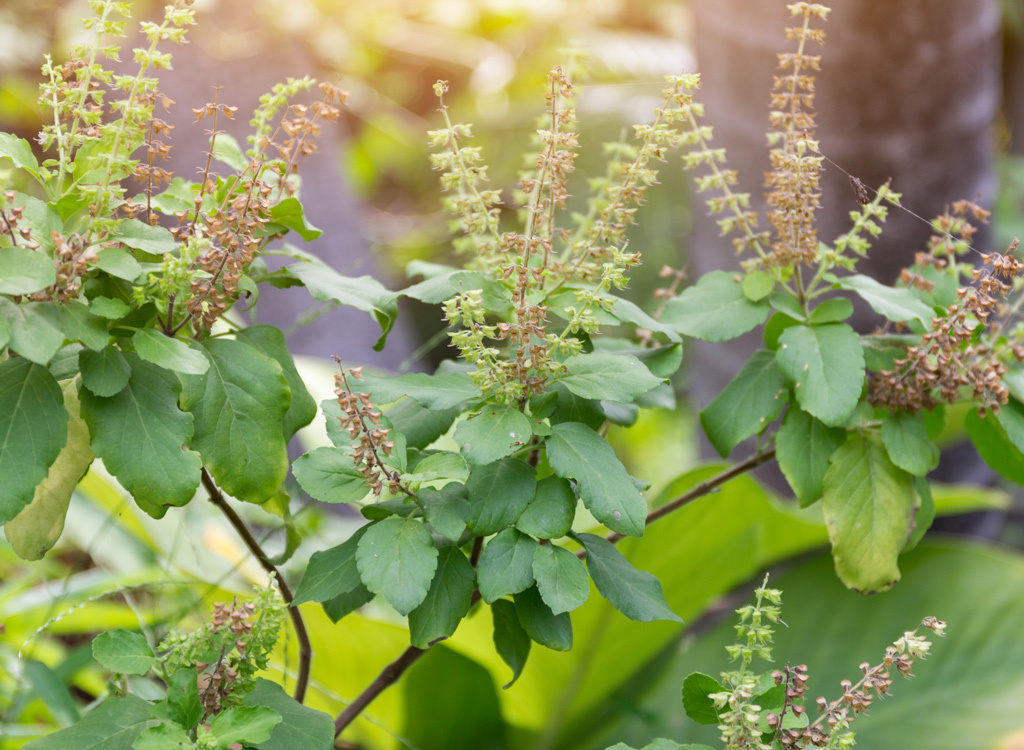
top-left (331, 446), bottom-right (777, 739)
top-left (201, 468), bottom-right (312, 704)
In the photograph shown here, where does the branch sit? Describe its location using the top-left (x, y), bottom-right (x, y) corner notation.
top-left (331, 446), bottom-right (776, 739)
top-left (202, 468), bottom-right (312, 704)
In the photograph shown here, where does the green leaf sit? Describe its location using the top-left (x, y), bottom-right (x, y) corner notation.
top-left (58, 300), bottom-right (109, 351)
top-left (355, 370), bottom-right (480, 410)
top-left (881, 411), bottom-right (940, 476)
top-left (764, 311), bottom-right (800, 350)
top-left (286, 260), bottom-right (397, 350)
top-left (808, 297), bottom-right (854, 324)
top-left (464, 457), bottom-right (536, 535)
top-left (822, 432), bottom-right (917, 593)
top-left (293, 526), bottom-right (370, 605)
top-left (576, 532), bottom-right (681, 622)
top-left (491, 599), bottom-right (531, 689)
top-left (660, 271), bottom-right (770, 342)
top-left (700, 349), bottom-right (788, 457)
top-left (775, 407), bottom-right (846, 507)
top-left (22, 659), bottom-right (79, 727)
top-left (627, 343), bottom-right (684, 380)
top-left (514, 585), bottom-right (573, 651)
top-left (516, 475), bottom-right (576, 539)
top-left (455, 404), bottom-right (532, 465)
top-left (92, 630), bottom-right (155, 675)
top-left (0, 297), bottom-right (65, 364)
top-left (208, 705), bottom-right (282, 748)
top-left (0, 246), bottom-right (56, 295)
top-left (417, 483), bottom-right (469, 541)
top-left (0, 132), bottom-right (44, 180)
top-left (243, 679), bottom-right (335, 750)
top-left (322, 585), bottom-right (375, 623)
top-left (904, 476), bottom-right (935, 553)
top-left (259, 196), bottom-right (323, 241)
top-left (408, 545), bottom-right (476, 647)
top-left (546, 422), bottom-right (647, 537)
top-left (355, 518), bottom-right (438, 615)
top-left (560, 352), bottom-right (663, 403)
top-left (292, 447), bottom-right (367, 504)
top-left (966, 409), bottom-right (1024, 486)
top-left (385, 397), bottom-right (461, 450)
top-left (132, 722), bottom-right (194, 749)
top-left (94, 247), bottom-right (142, 281)
top-left (834, 273), bottom-right (934, 327)
top-left (80, 354), bottom-right (202, 518)
top-left (133, 329), bottom-right (209, 375)
top-left (0, 316), bottom-right (9, 350)
top-left (22, 695), bottom-right (159, 750)
top-left (90, 296), bottom-right (130, 320)
top-left (5, 378), bottom-right (93, 560)
top-left (606, 742), bottom-right (713, 750)
top-left (607, 295), bottom-right (682, 343)
top-left (477, 528), bottom-right (538, 603)
top-left (402, 451), bottom-right (469, 484)
top-left (10, 193), bottom-right (61, 250)
top-left (80, 345), bottom-right (131, 397)
top-left (742, 270), bottom-right (774, 301)
top-left (109, 219), bottom-right (176, 254)
top-left (179, 338), bottom-right (291, 503)
top-left (532, 543), bottom-right (589, 615)
top-left (548, 384), bottom-right (605, 430)
top-left (681, 672), bottom-right (726, 725)
top-left (236, 326), bottom-right (317, 441)
top-left (777, 323), bottom-right (865, 426)
top-left (210, 132), bottom-right (249, 171)
top-left (768, 292), bottom-right (807, 321)
top-left (996, 397), bottom-right (1024, 453)
top-left (0, 358), bottom-right (68, 525)
top-left (166, 668), bottom-right (203, 730)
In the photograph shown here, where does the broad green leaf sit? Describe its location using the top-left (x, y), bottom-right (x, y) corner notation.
top-left (0, 246), bottom-right (56, 295)
top-left (576, 533), bottom-right (680, 622)
top-left (22, 659), bottom-right (79, 727)
top-left (881, 411), bottom-right (939, 476)
top-left (834, 273), bottom-right (934, 327)
top-left (166, 668), bottom-right (203, 730)
top-left (5, 378), bottom-right (93, 560)
top-left (208, 705), bottom-right (282, 747)
top-left (775, 407), bottom-right (846, 506)
top-left (546, 422), bottom-right (647, 537)
top-left (0, 132), bottom-right (43, 179)
top-left (532, 544), bottom-right (589, 615)
top-left (777, 323), bottom-right (865, 426)
top-left (0, 316), bottom-right (8, 350)
top-left (763, 311), bottom-right (800, 350)
top-left (408, 546), bottom-right (476, 647)
top-left (80, 345), bottom-right (132, 397)
top-left (606, 742), bottom-right (713, 750)
top-left (681, 672), bottom-right (725, 725)
top-left (260, 196), bottom-right (323, 241)
top-left (236, 326), bottom-right (317, 441)
top-left (180, 338), bottom-right (290, 503)
top-left (514, 585), bottom-right (573, 651)
top-left (109, 219), bottom-right (176, 254)
top-left (58, 300), bottom-right (109, 350)
top-left (0, 358), bottom-right (68, 525)
top-left (132, 722), bottom-right (194, 749)
top-left (355, 518), bottom-right (438, 615)
top-left (742, 269), bottom-right (774, 301)
top-left (292, 447), bottom-right (367, 504)
top-left (90, 296), bottom-right (130, 320)
top-left (607, 295), bottom-right (683, 343)
top-left (322, 585), bottom-right (375, 623)
top-left (286, 260), bottom-right (397, 350)
top-left (560, 352), bottom-right (663, 403)
top-left (627, 343), bottom-right (684, 380)
top-left (822, 432), bottom-right (917, 593)
top-left (492, 599), bottom-right (531, 689)
top-left (660, 271), bottom-right (770, 342)
top-left (243, 679), bottom-right (335, 750)
top-left (0, 297), bottom-right (64, 364)
top-left (402, 451), bottom-right (469, 484)
top-left (807, 297), bottom-right (853, 324)
top-left (465, 457), bottom-right (537, 535)
top-left (385, 397), bottom-right (461, 450)
top-left (92, 630), bottom-right (155, 675)
top-left (966, 409), bottom-right (1024, 486)
top-left (454, 404), bottom-right (532, 465)
top-left (699, 349), bottom-right (788, 457)
top-left (22, 695), bottom-right (159, 750)
top-left (477, 528), bottom-right (538, 603)
top-left (211, 132), bottom-right (249, 171)
top-left (904, 476), bottom-right (935, 554)
top-left (9, 193), bottom-right (61, 250)
top-left (516, 475), bottom-right (576, 539)
top-left (80, 354), bottom-right (202, 518)
top-left (417, 483), bottom-right (469, 540)
top-left (355, 370), bottom-right (480, 410)
top-left (548, 384), bottom-right (605, 430)
top-left (132, 329), bottom-right (209, 375)
top-left (95, 247), bottom-right (142, 281)
top-left (996, 397), bottom-right (1024, 453)
top-left (293, 526), bottom-right (370, 605)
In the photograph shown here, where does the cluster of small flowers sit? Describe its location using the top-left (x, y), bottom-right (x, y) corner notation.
top-left (335, 364), bottom-right (400, 496)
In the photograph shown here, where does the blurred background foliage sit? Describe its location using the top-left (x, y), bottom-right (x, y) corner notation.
top-left (5, 1), bottom-right (1024, 748)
